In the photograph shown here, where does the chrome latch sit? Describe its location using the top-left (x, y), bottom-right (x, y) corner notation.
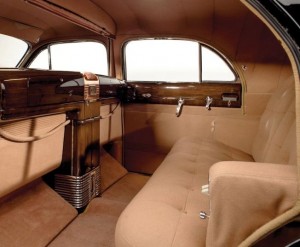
top-left (176, 97), bottom-right (184, 117)
top-left (205, 96), bottom-right (213, 111)
top-left (199, 211), bottom-right (210, 219)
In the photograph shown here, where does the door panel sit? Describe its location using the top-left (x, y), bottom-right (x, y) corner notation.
top-left (123, 81), bottom-right (256, 174)
top-left (124, 104), bottom-right (259, 174)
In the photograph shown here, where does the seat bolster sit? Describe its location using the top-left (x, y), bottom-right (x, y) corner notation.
top-left (206, 161), bottom-right (298, 247)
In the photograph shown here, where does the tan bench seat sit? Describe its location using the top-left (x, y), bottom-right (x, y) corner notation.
top-left (115, 77), bottom-right (297, 247)
top-left (115, 138), bottom-right (253, 247)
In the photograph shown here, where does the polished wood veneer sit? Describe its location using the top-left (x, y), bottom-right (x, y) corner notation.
top-left (126, 82), bottom-right (242, 108)
top-left (0, 70), bottom-right (87, 119)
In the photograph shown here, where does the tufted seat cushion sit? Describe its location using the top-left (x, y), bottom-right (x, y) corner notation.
top-left (115, 139), bottom-right (253, 247)
top-left (115, 76), bottom-right (296, 247)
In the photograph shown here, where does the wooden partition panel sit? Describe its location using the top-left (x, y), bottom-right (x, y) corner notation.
top-left (126, 82), bottom-right (242, 108)
top-left (0, 70), bottom-right (101, 202)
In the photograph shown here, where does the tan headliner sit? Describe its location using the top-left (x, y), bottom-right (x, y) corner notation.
top-left (0, 0), bottom-right (276, 47)
top-left (0, 0), bottom-right (290, 76)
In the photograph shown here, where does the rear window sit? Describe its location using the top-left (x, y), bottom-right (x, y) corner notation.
top-left (124, 39), bottom-right (236, 82)
top-left (0, 34), bottom-right (28, 68)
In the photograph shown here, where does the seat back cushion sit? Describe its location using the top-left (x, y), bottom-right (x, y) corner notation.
top-left (251, 76), bottom-right (296, 165)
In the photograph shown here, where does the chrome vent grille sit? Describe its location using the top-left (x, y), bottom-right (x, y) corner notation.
top-left (55, 166), bottom-right (100, 208)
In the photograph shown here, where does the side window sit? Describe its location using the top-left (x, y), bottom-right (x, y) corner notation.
top-left (29, 49), bottom-right (48, 70)
top-left (0, 33), bottom-right (29, 68)
top-left (125, 40), bottom-right (199, 82)
top-left (124, 39), bottom-right (236, 82)
top-left (29, 41), bottom-right (108, 75)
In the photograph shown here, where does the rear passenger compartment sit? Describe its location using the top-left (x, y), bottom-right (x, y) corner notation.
top-left (0, 69), bottom-right (299, 247)
top-left (1, 0), bottom-right (300, 244)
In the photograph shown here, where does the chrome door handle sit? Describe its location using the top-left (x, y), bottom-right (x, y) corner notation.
top-left (176, 97), bottom-right (184, 117)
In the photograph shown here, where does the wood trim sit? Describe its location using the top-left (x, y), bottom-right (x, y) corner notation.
top-left (125, 82), bottom-right (242, 108)
top-left (0, 70), bottom-right (99, 120)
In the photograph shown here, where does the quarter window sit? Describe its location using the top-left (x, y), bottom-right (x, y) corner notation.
top-left (201, 46), bottom-right (236, 81)
top-left (124, 39), bottom-right (236, 82)
top-left (29, 41), bottom-right (108, 75)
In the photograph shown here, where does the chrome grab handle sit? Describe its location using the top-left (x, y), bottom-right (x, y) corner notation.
top-left (206, 96), bottom-right (213, 111)
top-left (176, 97), bottom-right (185, 117)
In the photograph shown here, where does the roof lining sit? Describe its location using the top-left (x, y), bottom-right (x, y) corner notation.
top-left (0, 16), bottom-right (43, 43)
top-left (26, 0), bottom-right (115, 39)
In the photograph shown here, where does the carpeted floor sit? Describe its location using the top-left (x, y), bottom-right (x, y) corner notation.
top-left (49, 150), bottom-right (149, 247)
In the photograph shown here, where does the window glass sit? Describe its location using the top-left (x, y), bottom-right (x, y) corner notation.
top-left (29, 49), bottom-right (49, 70)
top-left (0, 34), bottom-right (28, 68)
top-left (125, 40), bottom-right (199, 82)
top-left (29, 41), bottom-right (108, 75)
top-left (201, 46), bottom-right (235, 81)
top-left (124, 39), bottom-right (236, 82)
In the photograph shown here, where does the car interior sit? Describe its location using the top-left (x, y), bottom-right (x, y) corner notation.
top-left (0, 0), bottom-right (300, 246)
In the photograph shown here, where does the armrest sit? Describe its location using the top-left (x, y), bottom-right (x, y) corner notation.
top-left (206, 161), bottom-right (298, 247)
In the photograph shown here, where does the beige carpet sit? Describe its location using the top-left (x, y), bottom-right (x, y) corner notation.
top-left (0, 179), bottom-right (77, 247)
top-left (49, 151), bottom-right (149, 247)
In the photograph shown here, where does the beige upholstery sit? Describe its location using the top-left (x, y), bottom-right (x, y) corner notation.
top-left (206, 162), bottom-right (298, 247)
top-left (252, 76), bottom-right (296, 165)
top-left (115, 139), bottom-right (253, 247)
top-left (115, 76), bottom-right (297, 247)
top-left (0, 114), bottom-right (67, 197)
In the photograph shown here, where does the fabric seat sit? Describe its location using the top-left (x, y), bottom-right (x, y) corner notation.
top-left (115, 77), bottom-right (297, 247)
top-left (115, 138), bottom-right (253, 247)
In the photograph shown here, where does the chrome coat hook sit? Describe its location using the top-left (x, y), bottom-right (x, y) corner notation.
top-left (176, 97), bottom-right (184, 117)
top-left (205, 96), bottom-right (213, 111)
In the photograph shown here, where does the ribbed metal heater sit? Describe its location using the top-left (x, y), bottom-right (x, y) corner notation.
top-left (55, 166), bottom-right (100, 208)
